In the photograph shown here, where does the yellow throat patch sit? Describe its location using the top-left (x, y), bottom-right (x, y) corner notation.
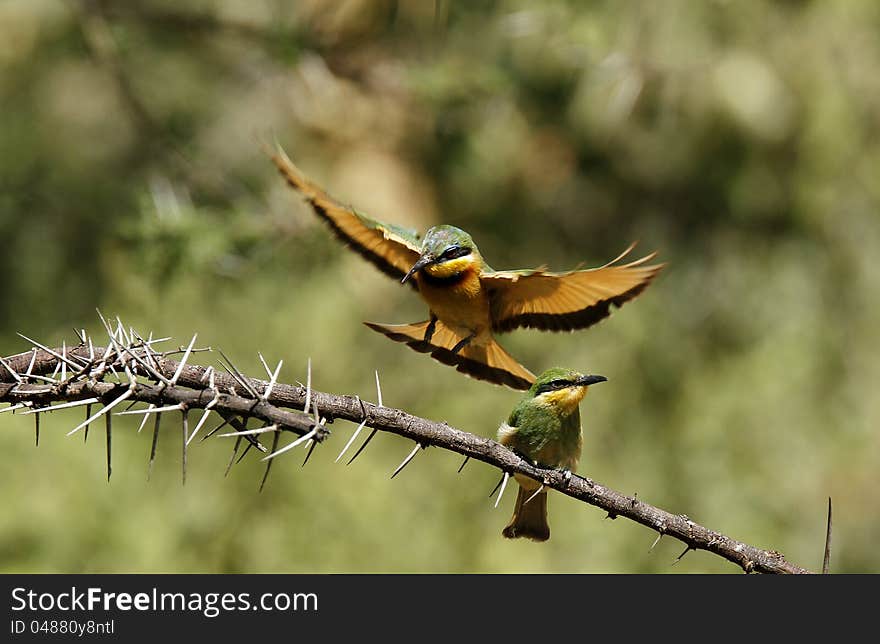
top-left (423, 255), bottom-right (477, 279)
top-left (535, 386), bottom-right (588, 416)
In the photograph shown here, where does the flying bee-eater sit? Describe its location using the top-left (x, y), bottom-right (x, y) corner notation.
top-left (269, 146), bottom-right (664, 390)
top-left (497, 367), bottom-right (606, 542)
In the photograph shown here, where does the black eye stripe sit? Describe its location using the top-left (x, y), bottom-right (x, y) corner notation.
top-left (537, 379), bottom-right (573, 394)
top-left (440, 246), bottom-right (471, 260)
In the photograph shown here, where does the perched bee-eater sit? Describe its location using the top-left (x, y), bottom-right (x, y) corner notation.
top-left (498, 367), bottom-right (606, 541)
top-left (270, 146), bottom-right (663, 390)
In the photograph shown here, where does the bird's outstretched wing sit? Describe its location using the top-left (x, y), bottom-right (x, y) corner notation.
top-left (482, 243), bottom-right (665, 332)
top-left (269, 146), bottom-right (422, 284)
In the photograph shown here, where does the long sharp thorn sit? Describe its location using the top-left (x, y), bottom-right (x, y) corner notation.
top-left (148, 413), bottom-right (161, 481)
top-left (20, 398), bottom-right (101, 416)
top-left (301, 438), bottom-right (318, 468)
top-left (84, 404), bottom-right (92, 442)
top-left (823, 497), bottom-right (833, 574)
top-left (115, 403), bottom-right (183, 416)
top-left (0, 354), bottom-right (22, 383)
top-left (225, 436), bottom-right (243, 477)
top-left (258, 354), bottom-right (283, 400)
top-left (650, 533), bottom-right (663, 551)
top-left (259, 431), bottom-right (282, 493)
top-left (170, 334), bottom-right (198, 386)
top-left (390, 443), bottom-right (422, 479)
top-left (220, 362), bottom-right (255, 398)
top-left (346, 428), bottom-right (378, 466)
top-left (493, 472), bottom-right (510, 509)
top-left (268, 360), bottom-right (282, 400)
top-left (199, 365), bottom-right (214, 385)
top-left (303, 357), bottom-right (312, 414)
top-left (0, 403), bottom-right (28, 414)
top-left (61, 341), bottom-right (66, 381)
top-left (217, 349), bottom-right (258, 398)
top-left (523, 484), bottom-right (544, 507)
top-left (137, 405), bottom-right (156, 433)
top-left (115, 317), bottom-right (131, 346)
top-left (121, 347), bottom-right (170, 386)
top-left (258, 352), bottom-right (272, 379)
top-left (26, 374), bottom-right (60, 384)
top-left (261, 426), bottom-right (319, 462)
top-left (95, 308), bottom-right (112, 337)
top-left (186, 408), bottom-right (213, 446)
top-left (236, 442), bottom-right (254, 464)
top-left (225, 416), bottom-right (265, 452)
top-left (181, 408), bottom-right (188, 486)
top-left (106, 412), bottom-right (112, 482)
top-left (68, 389), bottom-right (133, 436)
top-left (15, 333), bottom-right (80, 372)
top-left (488, 472), bottom-right (505, 499)
top-left (24, 349), bottom-right (37, 379)
top-left (218, 425), bottom-right (279, 438)
top-left (457, 456), bottom-right (470, 473)
top-left (200, 418), bottom-right (231, 442)
top-left (375, 369), bottom-right (383, 407)
top-left (673, 546), bottom-right (692, 565)
top-left (335, 420), bottom-right (367, 463)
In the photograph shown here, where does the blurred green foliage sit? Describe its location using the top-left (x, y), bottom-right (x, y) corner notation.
top-left (1, 0), bottom-right (878, 573)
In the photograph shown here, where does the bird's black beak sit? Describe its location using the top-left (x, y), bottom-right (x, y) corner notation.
top-left (576, 375), bottom-right (607, 386)
top-left (401, 255), bottom-right (435, 284)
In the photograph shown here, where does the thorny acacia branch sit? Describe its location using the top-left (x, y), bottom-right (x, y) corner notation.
top-left (0, 326), bottom-right (814, 574)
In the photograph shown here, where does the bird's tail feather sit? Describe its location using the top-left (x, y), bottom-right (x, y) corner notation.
top-left (502, 484), bottom-right (550, 542)
top-left (364, 320), bottom-right (535, 390)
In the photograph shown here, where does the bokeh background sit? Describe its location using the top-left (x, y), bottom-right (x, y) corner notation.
top-left (1, 0), bottom-right (878, 574)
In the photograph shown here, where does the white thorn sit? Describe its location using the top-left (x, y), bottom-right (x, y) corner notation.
top-left (0, 402), bottom-right (30, 414)
top-left (67, 389), bottom-right (134, 436)
top-left (258, 352), bottom-right (272, 380)
top-left (0, 355), bottom-right (22, 383)
top-left (303, 358), bottom-right (312, 414)
top-left (218, 424), bottom-right (279, 438)
top-left (203, 386), bottom-right (220, 412)
top-left (23, 374), bottom-right (59, 384)
top-left (115, 403), bottom-right (184, 417)
top-left (20, 397), bottom-right (101, 415)
top-left (650, 533), bottom-right (663, 551)
top-left (390, 443), bottom-right (421, 479)
top-left (335, 419), bottom-right (367, 463)
top-left (169, 334), bottom-right (198, 386)
top-left (494, 472), bottom-right (510, 509)
top-left (115, 317), bottom-right (131, 346)
top-left (260, 356), bottom-right (282, 401)
top-left (523, 484), bottom-right (545, 507)
top-left (137, 405), bottom-right (156, 432)
top-left (261, 424), bottom-right (321, 462)
top-left (24, 349), bottom-right (37, 378)
top-left (16, 333), bottom-right (81, 372)
top-left (375, 369), bottom-right (383, 407)
top-left (186, 408), bottom-right (215, 445)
